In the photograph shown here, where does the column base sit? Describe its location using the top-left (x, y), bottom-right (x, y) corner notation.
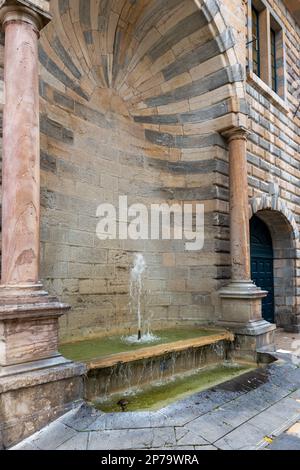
top-left (0, 283), bottom-right (70, 367)
top-left (0, 283), bottom-right (86, 448)
top-left (218, 280), bottom-right (276, 360)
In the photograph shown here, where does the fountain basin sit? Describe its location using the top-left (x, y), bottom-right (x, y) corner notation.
top-left (59, 328), bottom-right (223, 362)
top-left (93, 362), bottom-right (255, 413)
top-left (60, 328), bottom-right (236, 400)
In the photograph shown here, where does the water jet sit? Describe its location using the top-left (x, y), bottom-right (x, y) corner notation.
top-left (129, 253), bottom-right (147, 342)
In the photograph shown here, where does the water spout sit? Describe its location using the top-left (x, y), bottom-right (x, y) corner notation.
top-left (130, 253), bottom-right (147, 340)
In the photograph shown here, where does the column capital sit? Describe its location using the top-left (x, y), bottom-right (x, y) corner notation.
top-left (0, 0), bottom-right (51, 32)
top-left (221, 126), bottom-right (250, 143)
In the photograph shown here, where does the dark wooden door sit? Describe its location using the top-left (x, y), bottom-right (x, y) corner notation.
top-left (250, 216), bottom-right (275, 323)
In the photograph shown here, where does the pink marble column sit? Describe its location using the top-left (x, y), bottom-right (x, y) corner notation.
top-left (0, 4), bottom-right (85, 449)
top-left (228, 129), bottom-right (251, 282)
top-left (1, 8), bottom-right (43, 286)
top-left (218, 127), bottom-right (275, 351)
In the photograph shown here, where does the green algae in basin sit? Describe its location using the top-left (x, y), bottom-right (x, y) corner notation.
top-left (92, 363), bottom-right (255, 413)
top-left (59, 328), bottom-right (217, 362)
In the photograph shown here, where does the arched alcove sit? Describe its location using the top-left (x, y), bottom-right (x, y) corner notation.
top-left (38, 0), bottom-right (246, 341)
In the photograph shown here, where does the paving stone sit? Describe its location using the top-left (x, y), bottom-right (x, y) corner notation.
top-left (183, 412), bottom-right (234, 443)
top-left (162, 446), bottom-right (195, 450)
top-left (60, 403), bottom-right (102, 431)
top-left (267, 434), bottom-right (300, 450)
top-left (86, 412), bottom-right (153, 431)
top-left (28, 421), bottom-right (78, 450)
top-left (87, 427), bottom-right (176, 450)
top-left (243, 396), bottom-right (300, 439)
top-left (12, 442), bottom-right (40, 451)
top-left (247, 410), bottom-right (299, 438)
top-left (204, 406), bottom-right (253, 428)
top-left (175, 427), bottom-right (210, 446)
top-left (56, 432), bottom-right (89, 450)
top-left (194, 445), bottom-right (218, 450)
top-left (150, 406), bottom-right (205, 427)
top-left (269, 396), bottom-right (300, 419)
top-left (242, 383), bottom-right (290, 410)
top-left (151, 428), bottom-right (177, 448)
top-left (88, 429), bottom-right (155, 450)
top-left (228, 390), bottom-right (272, 414)
top-left (214, 422), bottom-right (266, 450)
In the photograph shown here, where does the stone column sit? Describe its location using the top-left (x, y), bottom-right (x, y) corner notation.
top-left (0, 1), bottom-right (85, 449)
top-left (228, 129), bottom-right (251, 282)
top-left (219, 127), bottom-right (276, 358)
top-left (1, 5), bottom-right (42, 286)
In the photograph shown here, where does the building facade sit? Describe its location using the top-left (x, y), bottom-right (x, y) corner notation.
top-left (0, 0), bottom-right (300, 447)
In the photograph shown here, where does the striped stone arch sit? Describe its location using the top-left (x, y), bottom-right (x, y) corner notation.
top-left (195, 0), bottom-right (247, 119)
top-left (249, 195), bottom-right (300, 242)
top-left (40, 0), bottom-right (247, 148)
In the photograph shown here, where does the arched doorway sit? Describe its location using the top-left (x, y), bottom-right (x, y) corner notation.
top-left (249, 199), bottom-right (299, 331)
top-left (250, 215), bottom-right (275, 323)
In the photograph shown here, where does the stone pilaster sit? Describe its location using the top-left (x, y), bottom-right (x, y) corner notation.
top-left (218, 127), bottom-right (276, 359)
top-left (0, 1), bottom-right (85, 449)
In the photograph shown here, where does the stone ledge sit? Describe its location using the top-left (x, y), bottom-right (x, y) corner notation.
top-left (0, 355), bottom-right (72, 378)
top-left (247, 70), bottom-right (290, 115)
top-left (0, 300), bottom-right (69, 320)
top-left (0, 362), bottom-right (85, 448)
top-left (0, 361), bottom-right (86, 393)
top-left (87, 330), bottom-right (234, 370)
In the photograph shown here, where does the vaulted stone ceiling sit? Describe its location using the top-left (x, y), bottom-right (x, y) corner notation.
top-left (40, 0), bottom-right (246, 150)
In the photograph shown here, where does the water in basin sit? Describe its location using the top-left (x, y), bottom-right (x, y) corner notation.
top-left (92, 362), bottom-right (255, 413)
top-left (59, 327), bottom-right (220, 362)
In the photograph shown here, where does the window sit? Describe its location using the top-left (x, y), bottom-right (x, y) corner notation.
top-left (270, 28), bottom-right (277, 93)
top-left (248, 1), bottom-right (285, 100)
top-left (252, 7), bottom-right (260, 77)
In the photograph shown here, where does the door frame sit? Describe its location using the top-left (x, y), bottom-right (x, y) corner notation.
top-left (250, 215), bottom-right (275, 323)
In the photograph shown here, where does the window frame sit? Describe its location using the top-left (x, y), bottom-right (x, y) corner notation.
top-left (247, 0), bottom-right (287, 104)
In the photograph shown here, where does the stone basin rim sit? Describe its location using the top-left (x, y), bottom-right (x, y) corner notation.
top-left (86, 329), bottom-right (234, 370)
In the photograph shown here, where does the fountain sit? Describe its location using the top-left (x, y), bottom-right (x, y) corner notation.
top-left (130, 253), bottom-right (146, 341)
top-left (58, 254), bottom-right (274, 411)
top-left (123, 253), bottom-right (159, 344)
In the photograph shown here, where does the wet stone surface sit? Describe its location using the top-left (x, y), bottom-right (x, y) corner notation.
top-left (12, 358), bottom-right (300, 450)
